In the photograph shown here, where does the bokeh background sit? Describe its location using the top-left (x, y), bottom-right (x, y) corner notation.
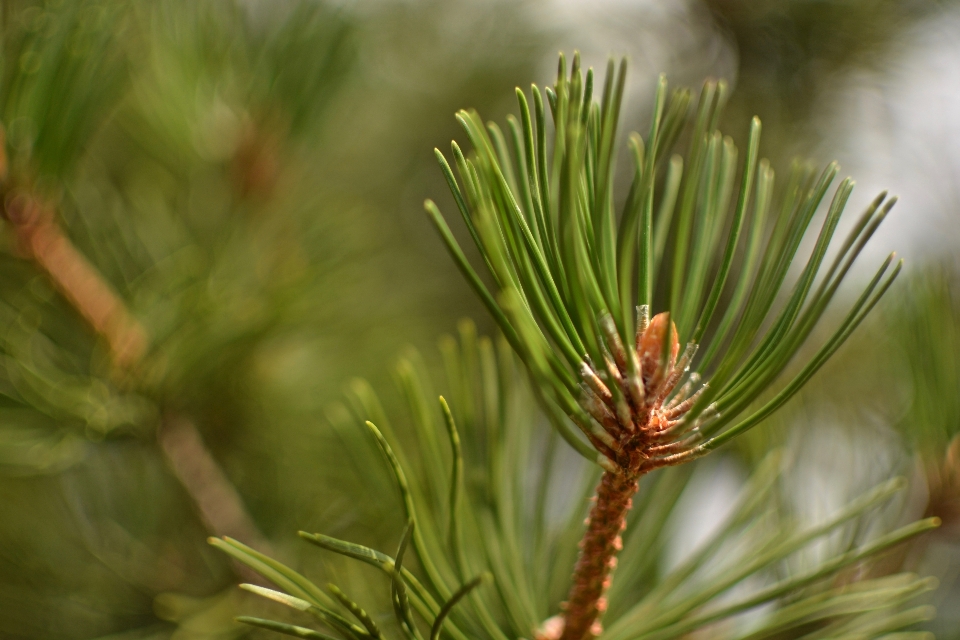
top-left (0, 0), bottom-right (958, 638)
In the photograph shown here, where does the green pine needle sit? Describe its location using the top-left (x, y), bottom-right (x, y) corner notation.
top-left (218, 321), bottom-right (937, 639)
top-left (214, 51), bottom-right (932, 640)
top-left (426, 51), bottom-right (900, 471)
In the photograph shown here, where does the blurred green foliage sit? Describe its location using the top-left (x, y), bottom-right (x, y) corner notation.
top-left (706, 0), bottom-right (954, 151)
top-left (0, 1), bottom-right (543, 637)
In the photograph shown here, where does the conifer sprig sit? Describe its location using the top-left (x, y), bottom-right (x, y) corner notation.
top-left (425, 52), bottom-right (900, 474)
top-left (216, 49), bottom-right (929, 640)
top-left (217, 324), bottom-right (938, 640)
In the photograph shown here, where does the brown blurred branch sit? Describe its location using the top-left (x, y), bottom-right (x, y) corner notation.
top-left (158, 413), bottom-right (272, 582)
top-left (0, 149), bottom-right (273, 573)
top-left (4, 193), bottom-right (147, 368)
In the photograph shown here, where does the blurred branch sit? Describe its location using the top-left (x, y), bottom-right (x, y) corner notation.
top-left (4, 191), bottom-right (147, 369)
top-left (158, 413), bottom-right (272, 582)
top-left (0, 133), bottom-right (272, 579)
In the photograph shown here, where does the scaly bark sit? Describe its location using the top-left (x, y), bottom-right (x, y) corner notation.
top-left (560, 471), bottom-right (640, 640)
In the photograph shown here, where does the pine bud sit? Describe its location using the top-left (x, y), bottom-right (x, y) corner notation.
top-left (638, 312), bottom-right (679, 391)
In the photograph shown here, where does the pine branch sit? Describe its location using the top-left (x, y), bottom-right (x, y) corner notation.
top-left (219, 320), bottom-right (938, 640)
top-left (422, 52), bottom-right (904, 639)
top-left (216, 49), bottom-right (934, 640)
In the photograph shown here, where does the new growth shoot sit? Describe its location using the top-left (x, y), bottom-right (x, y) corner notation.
top-left (425, 52), bottom-right (901, 640)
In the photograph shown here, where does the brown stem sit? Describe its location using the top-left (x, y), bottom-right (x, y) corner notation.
top-left (560, 470), bottom-right (641, 640)
top-left (549, 312), bottom-right (699, 640)
top-left (6, 194), bottom-right (147, 368)
top-left (3, 190), bottom-right (272, 579)
top-left (158, 413), bottom-right (273, 582)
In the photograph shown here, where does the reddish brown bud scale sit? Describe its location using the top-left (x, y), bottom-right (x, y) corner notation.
top-left (639, 312), bottom-right (679, 387)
